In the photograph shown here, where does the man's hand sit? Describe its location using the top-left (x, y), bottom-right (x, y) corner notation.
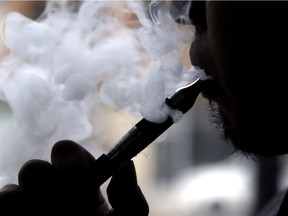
top-left (0, 140), bottom-right (149, 216)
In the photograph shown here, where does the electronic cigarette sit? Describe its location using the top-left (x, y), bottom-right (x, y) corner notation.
top-left (91, 76), bottom-right (208, 186)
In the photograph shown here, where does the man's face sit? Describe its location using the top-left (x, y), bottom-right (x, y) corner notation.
top-left (187, 1), bottom-right (288, 156)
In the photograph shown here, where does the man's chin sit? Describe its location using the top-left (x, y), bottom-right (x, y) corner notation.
top-left (208, 107), bottom-right (287, 158)
top-left (223, 126), bottom-right (288, 158)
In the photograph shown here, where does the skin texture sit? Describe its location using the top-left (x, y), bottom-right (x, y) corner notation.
top-left (189, 1), bottom-right (288, 157)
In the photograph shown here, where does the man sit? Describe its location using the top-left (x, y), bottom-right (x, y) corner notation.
top-left (1, 1), bottom-right (288, 215)
top-left (189, 1), bottom-right (288, 157)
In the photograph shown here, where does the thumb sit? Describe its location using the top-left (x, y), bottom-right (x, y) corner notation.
top-left (107, 160), bottom-right (149, 216)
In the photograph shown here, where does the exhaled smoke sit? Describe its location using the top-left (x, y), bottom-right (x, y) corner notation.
top-left (0, 0), bottom-right (194, 187)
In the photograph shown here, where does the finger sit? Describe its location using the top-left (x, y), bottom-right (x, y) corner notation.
top-left (51, 139), bottom-right (110, 215)
top-left (51, 140), bottom-right (94, 191)
top-left (51, 139), bottom-right (95, 175)
top-left (51, 139), bottom-right (96, 187)
top-left (0, 184), bottom-right (20, 196)
top-left (107, 160), bottom-right (149, 216)
top-left (18, 159), bottom-right (56, 214)
top-left (18, 159), bottom-right (55, 195)
top-left (0, 184), bottom-right (22, 213)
